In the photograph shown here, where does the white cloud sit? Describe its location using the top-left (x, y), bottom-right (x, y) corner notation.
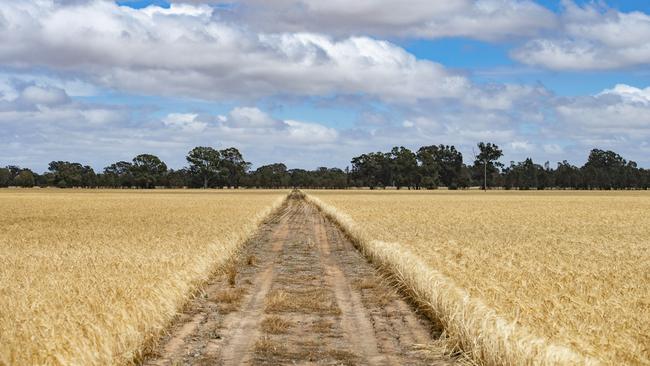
top-left (0, 72), bottom-right (97, 97)
top-left (1, 1), bottom-right (649, 170)
top-left (598, 84), bottom-right (650, 105)
top-left (232, 0), bottom-right (556, 41)
top-left (227, 107), bottom-right (283, 128)
top-left (140, 3), bottom-right (213, 17)
top-left (555, 84), bottom-right (650, 138)
top-left (510, 140), bottom-right (534, 151)
top-left (285, 120), bottom-right (338, 144)
top-left (162, 113), bottom-right (207, 132)
top-left (513, 2), bottom-right (650, 70)
top-left (543, 144), bottom-right (564, 155)
top-left (556, 101), bottom-right (650, 134)
top-left (0, 1), bottom-right (478, 104)
top-left (20, 85), bottom-right (70, 106)
top-left (215, 107), bottom-right (338, 144)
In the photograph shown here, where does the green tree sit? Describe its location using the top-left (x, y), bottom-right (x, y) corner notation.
top-left (350, 152), bottom-right (390, 189)
top-left (417, 145), bottom-right (464, 189)
top-left (253, 163), bottom-right (290, 188)
top-left (131, 154), bottom-right (167, 189)
top-left (0, 168), bottom-right (10, 187)
top-left (103, 161), bottom-right (134, 187)
top-left (14, 170), bottom-right (35, 187)
top-left (220, 147), bottom-right (250, 188)
top-left (474, 142), bottom-right (503, 190)
top-left (582, 149), bottom-right (627, 189)
top-left (288, 169), bottom-right (314, 188)
top-left (389, 146), bottom-right (418, 189)
top-left (186, 147), bottom-right (221, 189)
top-left (312, 167), bottom-right (348, 189)
top-left (48, 161), bottom-right (96, 188)
top-left (416, 146), bottom-right (440, 189)
top-left (502, 158), bottom-right (543, 190)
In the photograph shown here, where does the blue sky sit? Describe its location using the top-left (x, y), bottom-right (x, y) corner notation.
top-left (1, 0), bottom-right (650, 171)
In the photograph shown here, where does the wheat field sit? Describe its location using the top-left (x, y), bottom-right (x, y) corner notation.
top-left (307, 190), bottom-right (650, 365)
top-left (0, 189), bottom-right (287, 366)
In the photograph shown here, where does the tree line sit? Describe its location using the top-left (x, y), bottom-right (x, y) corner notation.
top-left (1, 143), bottom-right (648, 190)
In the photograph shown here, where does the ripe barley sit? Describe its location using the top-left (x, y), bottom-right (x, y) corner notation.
top-left (307, 190), bottom-right (649, 366)
top-left (0, 189), bottom-right (287, 366)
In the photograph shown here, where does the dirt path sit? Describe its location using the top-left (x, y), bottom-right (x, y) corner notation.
top-left (143, 193), bottom-right (460, 366)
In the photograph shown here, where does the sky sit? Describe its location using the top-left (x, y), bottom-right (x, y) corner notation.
top-left (1, 0), bottom-right (650, 171)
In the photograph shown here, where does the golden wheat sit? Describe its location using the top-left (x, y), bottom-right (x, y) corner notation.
top-left (0, 189), bottom-right (287, 366)
top-left (306, 190), bottom-right (650, 366)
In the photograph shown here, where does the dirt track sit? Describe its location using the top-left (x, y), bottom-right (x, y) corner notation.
top-left (143, 193), bottom-right (460, 365)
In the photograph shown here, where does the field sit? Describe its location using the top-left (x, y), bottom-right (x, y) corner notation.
top-left (2, 189), bottom-right (648, 365)
top-left (0, 190), bottom-right (287, 366)
top-left (307, 190), bottom-right (650, 365)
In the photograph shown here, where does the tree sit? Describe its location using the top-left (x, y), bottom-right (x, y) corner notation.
top-left (582, 149), bottom-right (627, 189)
top-left (350, 152), bottom-right (389, 189)
top-left (389, 146), bottom-right (418, 189)
top-left (418, 145), bottom-right (465, 189)
top-left (252, 163), bottom-right (290, 188)
top-left (0, 168), bottom-right (10, 187)
top-left (416, 146), bottom-right (441, 189)
top-left (186, 147), bottom-right (221, 189)
top-left (14, 170), bottom-right (35, 187)
top-left (167, 168), bottom-right (191, 188)
top-left (474, 142), bottom-right (503, 190)
top-left (220, 147), bottom-right (250, 188)
top-left (554, 161), bottom-right (581, 189)
top-left (289, 169), bottom-right (315, 188)
top-left (47, 161), bottom-right (96, 188)
top-left (131, 154), bottom-right (167, 189)
top-left (311, 167), bottom-right (348, 189)
top-left (103, 161), bottom-right (134, 187)
top-left (503, 158), bottom-right (544, 190)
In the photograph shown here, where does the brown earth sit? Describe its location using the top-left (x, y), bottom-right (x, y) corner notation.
top-left (142, 193), bottom-right (463, 366)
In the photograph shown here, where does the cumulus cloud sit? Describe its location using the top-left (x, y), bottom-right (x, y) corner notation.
top-left (285, 120), bottom-right (339, 144)
top-left (227, 107), bottom-right (284, 128)
top-left (0, 79), bottom-right (124, 127)
top-left (162, 113), bottom-right (207, 132)
top-left (2, 1), bottom-right (649, 170)
top-left (3, 80), bottom-right (650, 171)
top-left (513, 2), bottom-right (650, 70)
top-left (510, 140), bottom-right (534, 151)
top-left (0, 1), bottom-right (480, 104)
top-left (217, 107), bottom-right (339, 144)
top-left (19, 85), bottom-right (70, 106)
top-left (598, 84), bottom-right (650, 105)
top-left (543, 144), bottom-right (564, 155)
top-left (551, 84), bottom-right (650, 163)
top-left (229, 0), bottom-right (556, 41)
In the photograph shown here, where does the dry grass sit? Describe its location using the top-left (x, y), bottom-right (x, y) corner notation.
top-left (260, 316), bottom-right (292, 334)
top-left (265, 288), bottom-right (340, 315)
top-left (306, 190), bottom-right (650, 365)
top-left (212, 287), bottom-right (246, 305)
top-left (254, 336), bottom-right (288, 357)
top-left (0, 189), bottom-right (288, 366)
top-left (310, 319), bottom-right (334, 333)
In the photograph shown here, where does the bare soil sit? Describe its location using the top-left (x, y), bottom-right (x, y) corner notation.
top-left (142, 193), bottom-right (461, 366)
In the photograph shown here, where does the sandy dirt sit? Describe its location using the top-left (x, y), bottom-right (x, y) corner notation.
top-left (142, 193), bottom-right (461, 365)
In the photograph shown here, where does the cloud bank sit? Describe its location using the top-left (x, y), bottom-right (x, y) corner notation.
top-left (1, 0), bottom-right (649, 170)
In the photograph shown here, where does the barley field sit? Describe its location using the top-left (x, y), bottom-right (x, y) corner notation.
top-left (308, 190), bottom-right (650, 365)
top-left (0, 190), bottom-right (286, 366)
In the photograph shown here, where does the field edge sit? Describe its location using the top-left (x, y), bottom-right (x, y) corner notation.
top-left (303, 192), bottom-right (600, 366)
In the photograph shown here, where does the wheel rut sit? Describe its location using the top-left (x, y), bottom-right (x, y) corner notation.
top-left (142, 193), bottom-right (461, 365)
